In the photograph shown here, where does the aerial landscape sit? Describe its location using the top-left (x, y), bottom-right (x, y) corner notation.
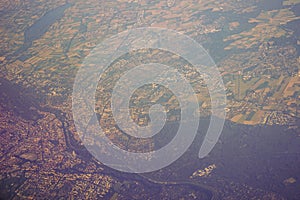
top-left (0, 0), bottom-right (299, 199)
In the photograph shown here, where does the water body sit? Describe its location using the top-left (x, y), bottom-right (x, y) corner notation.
top-left (258, 0), bottom-right (284, 11)
top-left (12, 3), bottom-right (72, 58)
top-left (150, 118), bottom-right (300, 199)
top-left (24, 3), bottom-right (72, 45)
top-left (0, 77), bottom-right (299, 199)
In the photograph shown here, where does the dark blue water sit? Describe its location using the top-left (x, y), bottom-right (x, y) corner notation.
top-left (24, 3), bottom-right (72, 45)
top-left (11, 3), bottom-right (72, 59)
